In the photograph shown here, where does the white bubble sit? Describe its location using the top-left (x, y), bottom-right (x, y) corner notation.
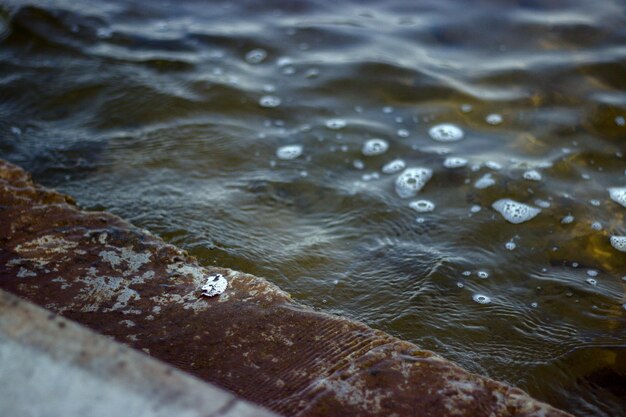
top-left (276, 145), bottom-right (303, 160)
top-left (409, 200), bottom-right (435, 213)
top-left (443, 157), bottom-right (468, 169)
top-left (416, 217), bottom-right (425, 224)
top-left (561, 215), bottom-right (575, 224)
top-left (505, 241), bottom-right (516, 250)
top-left (457, 282), bottom-right (464, 288)
top-left (462, 271), bottom-right (471, 276)
top-left (587, 270), bottom-right (598, 277)
top-left (591, 222), bottom-right (602, 231)
top-left (616, 116), bottom-right (625, 126)
top-left (325, 118), bottom-right (347, 130)
top-left (460, 104), bottom-right (473, 113)
top-left (428, 124), bottom-right (464, 142)
top-left (535, 199), bottom-right (551, 208)
top-left (362, 172), bottom-right (380, 181)
top-left (382, 106), bottom-right (394, 113)
top-left (397, 129), bottom-right (410, 138)
top-left (590, 199), bottom-right (601, 207)
top-left (470, 205), bottom-right (482, 213)
top-left (530, 302), bottom-right (538, 308)
top-left (382, 159), bottom-right (406, 174)
top-left (259, 95), bottom-right (281, 108)
top-left (353, 160), bottom-right (364, 170)
top-left (610, 236), bottom-right (626, 252)
top-left (477, 271), bottom-right (489, 279)
top-left (276, 56), bottom-right (293, 66)
top-left (609, 187), bottom-right (626, 208)
top-left (523, 170), bottom-right (542, 181)
top-left (492, 199), bottom-right (541, 224)
top-left (475, 173), bottom-right (496, 189)
top-left (395, 168), bottom-right (433, 199)
top-left (472, 294), bottom-right (491, 304)
top-left (10, 126), bottom-right (22, 135)
top-left (485, 161), bottom-right (503, 171)
top-left (585, 278), bottom-right (597, 286)
top-left (245, 48), bottom-right (267, 64)
top-left (486, 114), bottom-right (503, 125)
top-left (362, 139), bottom-right (389, 156)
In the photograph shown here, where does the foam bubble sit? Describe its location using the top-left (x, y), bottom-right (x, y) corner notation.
top-left (397, 129), bottom-right (410, 138)
top-left (591, 222), bottom-right (602, 231)
top-left (590, 199), bottom-right (601, 207)
top-left (587, 269), bottom-right (598, 277)
top-left (460, 104), bottom-right (473, 113)
top-left (259, 95), bottom-right (281, 108)
top-left (585, 278), bottom-right (597, 286)
top-left (523, 170), bottom-right (542, 181)
top-left (486, 114), bottom-right (503, 125)
top-left (477, 271), bottom-right (489, 279)
top-left (409, 200), bottom-right (435, 213)
top-left (245, 48), bottom-right (267, 64)
top-left (561, 215), bottom-right (575, 224)
top-left (395, 168), bottom-right (433, 198)
top-left (428, 124), bottom-right (464, 142)
top-left (616, 116), bottom-right (625, 126)
top-left (470, 205), bottom-right (481, 213)
top-left (475, 173), bottom-right (495, 189)
top-left (609, 187), bottom-right (626, 207)
top-left (472, 294), bottom-right (491, 304)
top-left (443, 157), bottom-right (468, 169)
top-left (492, 199), bottom-right (541, 224)
top-left (610, 236), bottom-right (626, 252)
top-left (505, 241), bottom-right (516, 250)
top-left (485, 161), bottom-right (503, 171)
top-left (276, 145), bottom-right (303, 160)
top-left (353, 160), bottom-right (364, 170)
top-left (325, 118), bottom-right (347, 130)
top-left (382, 159), bottom-right (405, 174)
top-left (362, 139), bottom-right (389, 156)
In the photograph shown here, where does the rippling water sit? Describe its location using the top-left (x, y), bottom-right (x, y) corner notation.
top-left (1, 0), bottom-right (625, 415)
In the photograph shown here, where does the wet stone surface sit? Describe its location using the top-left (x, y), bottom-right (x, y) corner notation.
top-left (0, 159), bottom-right (571, 417)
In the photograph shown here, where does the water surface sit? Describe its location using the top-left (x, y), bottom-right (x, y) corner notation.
top-left (1, 0), bottom-right (625, 415)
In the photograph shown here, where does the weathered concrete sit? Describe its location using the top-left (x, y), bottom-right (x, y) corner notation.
top-left (0, 289), bottom-right (277, 417)
top-left (0, 159), bottom-right (573, 417)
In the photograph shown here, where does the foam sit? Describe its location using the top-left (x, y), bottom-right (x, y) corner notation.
top-left (485, 161), bottom-right (502, 171)
top-left (472, 294), bottom-right (491, 304)
top-left (395, 168), bottom-right (433, 198)
top-left (362, 139), bottom-right (389, 156)
top-left (492, 199), bottom-right (541, 224)
top-left (610, 236), bottom-right (626, 252)
top-left (428, 124), bottom-right (464, 142)
top-left (443, 157), bottom-right (468, 169)
top-left (505, 241), bottom-right (516, 250)
top-left (259, 95), bottom-right (281, 108)
top-left (409, 200), bottom-right (435, 213)
top-left (325, 118), bottom-right (347, 130)
top-left (276, 145), bottom-right (303, 160)
top-left (475, 173), bottom-right (495, 189)
top-left (561, 215), bottom-right (574, 224)
top-left (382, 159), bottom-right (405, 174)
top-left (245, 48), bottom-right (267, 64)
top-left (609, 187), bottom-right (626, 208)
top-left (523, 170), bottom-right (542, 181)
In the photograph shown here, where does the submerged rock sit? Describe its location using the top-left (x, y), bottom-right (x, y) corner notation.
top-left (0, 159), bottom-right (571, 417)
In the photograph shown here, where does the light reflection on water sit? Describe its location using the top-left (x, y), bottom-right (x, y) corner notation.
top-left (1, 0), bottom-right (625, 415)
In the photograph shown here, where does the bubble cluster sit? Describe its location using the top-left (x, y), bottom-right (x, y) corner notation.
top-left (610, 236), bottom-right (626, 252)
top-left (492, 199), bottom-right (541, 224)
top-left (325, 118), bottom-right (347, 130)
top-left (382, 159), bottom-right (405, 174)
top-left (472, 294), bottom-right (491, 304)
top-left (276, 145), bottom-right (303, 160)
top-left (362, 139), bottom-right (389, 156)
top-left (428, 124), bottom-right (464, 142)
top-left (259, 95), bottom-right (281, 108)
top-left (409, 200), bottom-right (435, 213)
top-left (609, 187), bottom-right (626, 208)
top-left (443, 157), bottom-right (468, 169)
top-left (395, 168), bottom-right (433, 199)
top-left (523, 170), bottom-right (542, 181)
top-left (245, 48), bottom-right (267, 64)
top-left (475, 173), bottom-right (495, 189)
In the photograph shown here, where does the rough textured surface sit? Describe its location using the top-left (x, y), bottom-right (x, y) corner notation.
top-left (0, 159), bottom-right (572, 417)
top-left (0, 289), bottom-right (277, 417)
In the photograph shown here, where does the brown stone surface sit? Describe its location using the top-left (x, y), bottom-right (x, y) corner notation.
top-left (0, 159), bottom-right (572, 417)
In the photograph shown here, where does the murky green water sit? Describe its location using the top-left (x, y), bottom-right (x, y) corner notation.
top-left (1, 0), bottom-right (625, 414)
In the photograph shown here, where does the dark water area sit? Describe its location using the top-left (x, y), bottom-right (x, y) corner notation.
top-left (1, 0), bottom-right (625, 415)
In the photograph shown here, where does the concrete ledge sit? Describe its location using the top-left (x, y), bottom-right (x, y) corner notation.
top-left (0, 289), bottom-right (277, 417)
top-left (0, 159), bottom-right (572, 417)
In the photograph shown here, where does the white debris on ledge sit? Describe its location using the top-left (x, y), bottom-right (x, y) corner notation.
top-left (201, 274), bottom-right (228, 297)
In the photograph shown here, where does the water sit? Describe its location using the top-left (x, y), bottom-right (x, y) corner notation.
top-left (1, 0), bottom-right (625, 415)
